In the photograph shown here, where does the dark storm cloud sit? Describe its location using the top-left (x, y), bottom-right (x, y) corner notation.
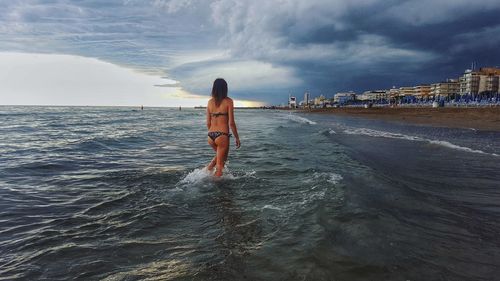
top-left (1, 0), bottom-right (500, 104)
top-left (218, 0), bottom-right (500, 103)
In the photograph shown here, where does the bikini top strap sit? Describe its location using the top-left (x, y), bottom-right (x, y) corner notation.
top-left (211, 112), bottom-right (228, 117)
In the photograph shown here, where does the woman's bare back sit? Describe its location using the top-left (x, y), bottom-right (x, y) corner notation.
top-left (207, 98), bottom-right (231, 133)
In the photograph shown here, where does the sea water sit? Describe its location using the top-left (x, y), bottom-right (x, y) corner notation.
top-left (1, 106), bottom-right (499, 280)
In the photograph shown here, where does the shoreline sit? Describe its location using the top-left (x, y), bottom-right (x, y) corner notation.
top-left (302, 106), bottom-right (500, 132)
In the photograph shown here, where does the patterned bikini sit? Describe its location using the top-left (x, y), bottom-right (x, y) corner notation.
top-left (208, 112), bottom-right (232, 141)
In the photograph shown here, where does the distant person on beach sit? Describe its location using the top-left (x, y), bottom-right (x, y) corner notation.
top-left (206, 78), bottom-right (240, 177)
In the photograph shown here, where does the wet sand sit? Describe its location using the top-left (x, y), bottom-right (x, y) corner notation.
top-left (305, 106), bottom-right (500, 131)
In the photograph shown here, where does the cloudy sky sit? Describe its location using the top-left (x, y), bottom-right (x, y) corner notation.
top-left (1, 0), bottom-right (500, 106)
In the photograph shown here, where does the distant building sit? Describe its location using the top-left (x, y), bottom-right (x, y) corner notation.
top-left (303, 91), bottom-right (310, 107)
top-left (288, 95), bottom-right (297, 108)
top-left (460, 69), bottom-right (481, 95)
top-left (413, 85), bottom-right (431, 99)
top-left (334, 92), bottom-right (356, 104)
top-left (479, 67), bottom-right (500, 75)
top-left (398, 87), bottom-right (415, 97)
top-left (430, 79), bottom-right (459, 98)
top-left (478, 68), bottom-right (500, 93)
top-left (388, 87), bottom-right (400, 99)
top-left (460, 67), bottom-right (500, 95)
top-left (357, 92), bottom-right (372, 101)
top-left (358, 90), bottom-right (389, 101)
top-left (313, 94), bottom-right (327, 106)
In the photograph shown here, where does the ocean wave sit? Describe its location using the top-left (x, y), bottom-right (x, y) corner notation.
top-left (427, 140), bottom-right (496, 155)
top-left (262, 204), bottom-right (283, 211)
top-left (6, 159), bottom-right (81, 174)
top-left (283, 114), bottom-right (317, 125)
top-left (342, 127), bottom-right (498, 156)
top-left (343, 128), bottom-right (420, 141)
top-left (70, 135), bottom-right (154, 151)
top-left (82, 191), bottom-right (137, 215)
top-left (318, 128), bottom-right (337, 135)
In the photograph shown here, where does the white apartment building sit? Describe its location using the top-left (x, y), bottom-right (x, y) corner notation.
top-left (398, 87), bottom-right (415, 97)
top-left (358, 90), bottom-right (389, 101)
top-left (303, 91), bottom-right (310, 106)
top-left (288, 95), bottom-right (297, 108)
top-left (334, 92), bottom-right (356, 103)
top-left (430, 79), bottom-right (459, 98)
top-left (313, 95), bottom-right (327, 106)
top-left (413, 85), bottom-right (431, 98)
top-left (460, 67), bottom-right (500, 95)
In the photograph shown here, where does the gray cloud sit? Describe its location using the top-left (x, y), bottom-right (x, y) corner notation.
top-left (154, 82), bottom-right (181, 87)
top-left (1, 0), bottom-right (500, 104)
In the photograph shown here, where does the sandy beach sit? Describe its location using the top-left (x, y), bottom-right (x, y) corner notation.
top-left (305, 106), bottom-right (500, 131)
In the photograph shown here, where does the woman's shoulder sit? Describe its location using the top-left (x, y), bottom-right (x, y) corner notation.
top-left (223, 97), bottom-right (234, 104)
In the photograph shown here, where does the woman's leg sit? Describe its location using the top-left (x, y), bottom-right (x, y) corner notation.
top-left (207, 137), bottom-right (217, 171)
top-left (214, 136), bottom-right (229, 177)
top-left (207, 156), bottom-right (217, 171)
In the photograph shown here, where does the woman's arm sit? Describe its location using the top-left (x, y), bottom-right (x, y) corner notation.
top-left (228, 99), bottom-right (240, 148)
top-left (206, 102), bottom-right (211, 130)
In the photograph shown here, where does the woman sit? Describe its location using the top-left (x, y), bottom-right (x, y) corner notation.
top-left (206, 78), bottom-right (241, 177)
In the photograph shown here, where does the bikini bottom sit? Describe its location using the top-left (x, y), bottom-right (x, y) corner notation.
top-left (208, 131), bottom-right (231, 141)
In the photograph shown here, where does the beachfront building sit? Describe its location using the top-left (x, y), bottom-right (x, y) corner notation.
top-left (430, 79), bottom-right (459, 99)
top-left (413, 85), bottom-right (432, 100)
top-left (460, 69), bottom-right (481, 95)
top-left (398, 86), bottom-right (416, 103)
top-left (388, 87), bottom-right (400, 100)
top-left (478, 68), bottom-right (500, 93)
top-left (460, 67), bottom-right (500, 95)
top-left (356, 92), bottom-right (372, 101)
top-left (288, 95), bottom-right (297, 109)
top-left (358, 90), bottom-right (389, 102)
top-left (398, 87), bottom-right (415, 97)
top-left (303, 91), bottom-right (311, 107)
top-left (334, 92), bottom-right (356, 104)
top-left (313, 94), bottom-right (328, 107)
top-left (479, 75), bottom-right (500, 93)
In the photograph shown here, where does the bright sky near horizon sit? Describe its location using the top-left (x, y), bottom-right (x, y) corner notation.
top-left (0, 52), bottom-right (253, 107)
top-left (1, 0), bottom-right (500, 106)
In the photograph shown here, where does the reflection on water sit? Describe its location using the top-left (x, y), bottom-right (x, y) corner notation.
top-left (0, 106), bottom-right (499, 281)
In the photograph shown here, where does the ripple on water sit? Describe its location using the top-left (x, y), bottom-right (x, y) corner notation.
top-left (1, 107), bottom-right (500, 281)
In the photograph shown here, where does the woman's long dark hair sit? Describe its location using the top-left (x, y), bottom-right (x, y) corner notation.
top-left (211, 78), bottom-right (228, 106)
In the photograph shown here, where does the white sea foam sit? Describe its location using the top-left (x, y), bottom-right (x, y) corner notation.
top-left (284, 114), bottom-right (317, 125)
top-left (317, 128), bottom-right (336, 135)
top-left (262, 204), bottom-right (282, 211)
top-left (343, 128), bottom-right (420, 141)
top-left (178, 166), bottom-right (257, 186)
top-left (220, 165), bottom-right (257, 180)
top-left (306, 172), bottom-right (343, 185)
top-left (342, 127), bottom-right (498, 157)
top-left (427, 140), bottom-right (496, 155)
top-left (327, 173), bottom-right (343, 184)
top-left (178, 167), bottom-right (214, 185)
top-left (243, 170), bottom-right (257, 178)
top-left (426, 140), bottom-right (498, 156)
